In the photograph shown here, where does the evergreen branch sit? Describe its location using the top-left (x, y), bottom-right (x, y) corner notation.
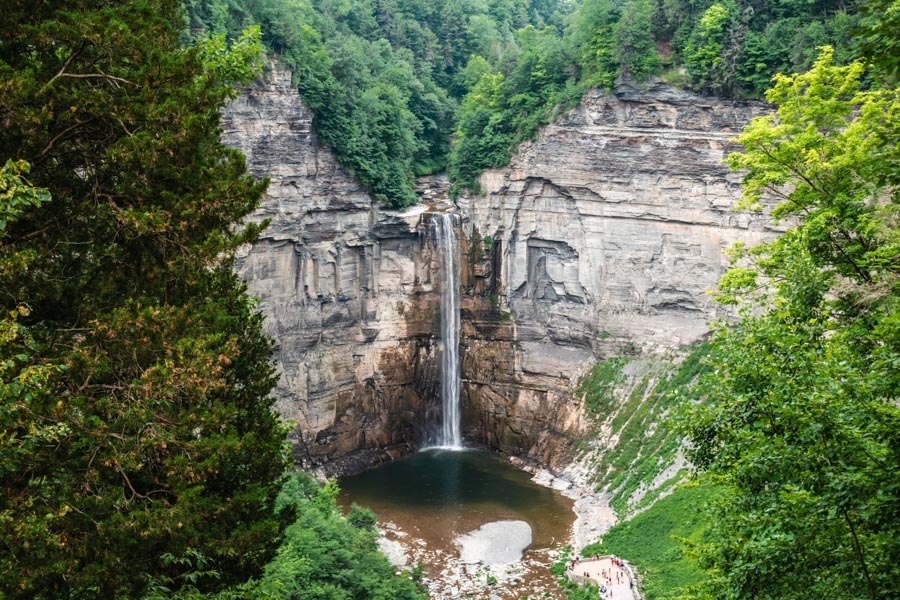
top-left (44, 43), bottom-right (86, 90)
top-left (114, 458), bottom-right (149, 502)
top-left (53, 72), bottom-right (138, 89)
top-left (36, 117), bottom-right (97, 159)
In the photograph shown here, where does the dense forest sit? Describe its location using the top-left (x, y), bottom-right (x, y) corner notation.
top-left (183, 0), bottom-right (867, 203)
top-left (2, 0), bottom-right (899, 599)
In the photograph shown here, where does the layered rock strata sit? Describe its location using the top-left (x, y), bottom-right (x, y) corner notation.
top-left (222, 67), bottom-right (444, 474)
top-left (459, 81), bottom-right (775, 465)
top-left (223, 69), bottom-right (775, 472)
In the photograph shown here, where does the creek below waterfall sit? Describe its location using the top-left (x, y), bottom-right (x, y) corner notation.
top-left (338, 448), bottom-right (576, 599)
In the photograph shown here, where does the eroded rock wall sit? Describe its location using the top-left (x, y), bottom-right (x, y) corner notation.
top-left (223, 69), bottom-right (775, 473)
top-left (459, 81), bottom-right (775, 465)
top-left (222, 67), bottom-right (443, 474)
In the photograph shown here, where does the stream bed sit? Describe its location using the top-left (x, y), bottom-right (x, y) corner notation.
top-left (338, 448), bottom-right (576, 598)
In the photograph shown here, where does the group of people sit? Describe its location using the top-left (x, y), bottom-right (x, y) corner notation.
top-left (601, 566), bottom-right (624, 585)
top-left (600, 562), bottom-right (628, 598)
top-left (600, 556), bottom-right (624, 597)
top-left (566, 554), bottom-right (637, 599)
top-left (565, 553), bottom-right (636, 598)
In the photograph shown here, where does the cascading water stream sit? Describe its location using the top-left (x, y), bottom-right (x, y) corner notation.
top-left (433, 213), bottom-right (462, 448)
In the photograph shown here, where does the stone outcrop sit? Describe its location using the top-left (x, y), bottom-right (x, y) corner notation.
top-left (222, 67), bottom-right (444, 474)
top-left (223, 69), bottom-right (776, 473)
top-left (458, 80), bottom-right (775, 465)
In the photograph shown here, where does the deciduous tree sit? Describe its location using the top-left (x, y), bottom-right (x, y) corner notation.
top-left (682, 48), bottom-right (900, 599)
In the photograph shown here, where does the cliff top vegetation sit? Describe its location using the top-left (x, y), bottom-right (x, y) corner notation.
top-left (184, 0), bottom-right (868, 205)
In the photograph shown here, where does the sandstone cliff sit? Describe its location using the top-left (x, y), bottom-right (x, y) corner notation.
top-left (222, 67), bottom-right (444, 474)
top-left (223, 69), bottom-right (775, 473)
top-left (458, 81), bottom-right (775, 466)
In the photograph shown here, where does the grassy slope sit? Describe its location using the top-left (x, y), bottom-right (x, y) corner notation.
top-left (572, 345), bottom-right (713, 598)
top-left (577, 344), bottom-right (708, 517)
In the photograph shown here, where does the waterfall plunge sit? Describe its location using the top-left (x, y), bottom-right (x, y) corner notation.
top-left (433, 213), bottom-right (462, 449)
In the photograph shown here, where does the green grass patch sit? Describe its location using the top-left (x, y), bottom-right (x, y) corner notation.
top-left (582, 481), bottom-right (715, 600)
top-left (577, 357), bottom-right (628, 416)
top-left (583, 344), bottom-right (712, 516)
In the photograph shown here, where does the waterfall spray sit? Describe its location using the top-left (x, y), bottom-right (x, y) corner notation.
top-left (433, 213), bottom-right (462, 448)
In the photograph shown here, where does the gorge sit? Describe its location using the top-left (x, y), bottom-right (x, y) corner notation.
top-left (222, 65), bottom-right (774, 475)
top-left (216, 66), bottom-right (784, 599)
top-left (7, 3), bottom-right (895, 598)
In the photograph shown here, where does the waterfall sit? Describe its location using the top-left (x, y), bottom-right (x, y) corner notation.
top-left (433, 213), bottom-right (462, 448)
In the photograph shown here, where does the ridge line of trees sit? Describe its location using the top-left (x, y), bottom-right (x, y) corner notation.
top-left (184, 0), bottom-right (867, 204)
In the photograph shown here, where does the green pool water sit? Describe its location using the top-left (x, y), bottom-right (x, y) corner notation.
top-left (337, 448), bottom-right (574, 552)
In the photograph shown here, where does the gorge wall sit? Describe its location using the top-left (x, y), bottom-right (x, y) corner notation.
top-left (222, 67), bottom-right (445, 474)
top-left (224, 68), bottom-right (775, 473)
top-left (458, 82), bottom-right (774, 466)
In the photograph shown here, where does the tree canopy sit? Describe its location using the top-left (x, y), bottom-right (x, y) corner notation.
top-left (681, 46), bottom-right (900, 599)
top-left (183, 0), bottom-right (870, 202)
top-left (182, 0), bottom-right (571, 207)
top-left (246, 473), bottom-right (426, 600)
top-left (0, 1), bottom-right (292, 596)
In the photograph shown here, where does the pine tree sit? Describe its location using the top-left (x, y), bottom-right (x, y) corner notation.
top-left (0, 1), bottom-right (291, 596)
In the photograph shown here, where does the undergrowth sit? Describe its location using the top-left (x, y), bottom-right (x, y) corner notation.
top-left (578, 343), bottom-right (711, 516)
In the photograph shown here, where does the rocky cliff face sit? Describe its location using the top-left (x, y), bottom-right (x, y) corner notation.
top-left (222, 67), bottom-right (444, 474)
top-left (458, 81), bottom-right (775, 466)
top-left (223, 70), bottom-right (775, 473)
